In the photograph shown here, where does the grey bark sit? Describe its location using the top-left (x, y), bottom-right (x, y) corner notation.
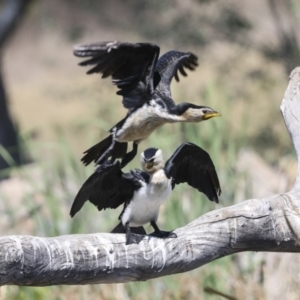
top-left (1, 67), bottom-right (300, 286)
top-left (0, 0), bottom-right (31, 48)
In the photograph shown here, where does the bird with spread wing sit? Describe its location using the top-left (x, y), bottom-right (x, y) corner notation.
top-left (74, 41), bottom-right (221, 168)
top-left (70, 143), bottom-right (221, 245)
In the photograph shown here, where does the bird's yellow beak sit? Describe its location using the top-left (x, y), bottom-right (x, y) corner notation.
top-left (202, 112), bottom-right (221, 120)
top-left (145, 162), bottom-right (154, 170)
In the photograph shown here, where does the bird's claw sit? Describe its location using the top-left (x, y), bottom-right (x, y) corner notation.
top-left (149, 231), bottom-right (177, 239)
top-left (125, 233), bottom-right (145, 245)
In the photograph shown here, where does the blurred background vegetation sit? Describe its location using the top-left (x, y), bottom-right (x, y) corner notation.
top-left (0, 0), bottom-right (300, 299)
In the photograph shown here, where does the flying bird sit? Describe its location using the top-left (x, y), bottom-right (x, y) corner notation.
top-left (70, 143), bottom-right (221, 245)
top-left (74, 41), bottom-right (221, 168)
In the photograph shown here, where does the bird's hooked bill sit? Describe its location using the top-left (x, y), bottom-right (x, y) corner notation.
top-left (145, 162), bottom-right (154, 169)
top-left (202, 111), bottom-right (221, 120)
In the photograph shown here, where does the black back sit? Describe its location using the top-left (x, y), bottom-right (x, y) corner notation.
top-left (70, 161), bottom-right (145, 217)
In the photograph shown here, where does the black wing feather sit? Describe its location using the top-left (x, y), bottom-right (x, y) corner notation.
top-left (164, 143), bottom-right (221, 203)
top-left (74, 41), bottom-right (160, 109)
top-left (70, 161), bottom-right (143, 217)
top-left (155, 51), bottom-right (198, 99)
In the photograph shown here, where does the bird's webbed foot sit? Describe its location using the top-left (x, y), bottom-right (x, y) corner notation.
top-left (125, 223), bottom-right (145, 245)
top-left (149, 221), bottom-right (177, 239)
top-left (126, 232), bottom-right (145, 245)
top-left (120, 142), bottom-right (138, 168)
top-left (149, 230), bottom-right (177, 239)
top-left (96, 139), bottom-right (117, 165)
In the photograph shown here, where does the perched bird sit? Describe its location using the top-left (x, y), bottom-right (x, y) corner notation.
top-left (70, 143), bottom-right (221, 245)
top-left (74, 41), bottom-right (221, 168)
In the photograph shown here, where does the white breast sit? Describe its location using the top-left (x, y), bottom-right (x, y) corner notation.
top-left (115, 101), bottom-right (181, 143)
top-left (121, 170), bottom-right (172, 227)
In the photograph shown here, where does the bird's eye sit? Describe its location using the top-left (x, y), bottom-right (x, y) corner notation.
top-left (202, 110), bottom-right (208, 114)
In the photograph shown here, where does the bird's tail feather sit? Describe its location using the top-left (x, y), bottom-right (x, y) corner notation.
top-left (81, 135), bottom-right (127, 166)
top-left (111, 222), bottom-right (147, 235)
top-left (81, 135), bottom-right (112, 166)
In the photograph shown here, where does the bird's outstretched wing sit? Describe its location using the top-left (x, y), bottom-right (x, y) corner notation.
top-left (154, 51), bottom-right (198, 99)
top-left (70, 161), bottom-right (143, 217)
top-left (164, 143), bottom-right (221, 203)
top-left (74, 41), bottom-right (160, 109)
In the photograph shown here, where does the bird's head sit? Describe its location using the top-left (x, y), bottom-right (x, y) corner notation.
top-left (140, 148), bottom-right (165, 174)
top-left (178, 103), bottom-right (221, 122)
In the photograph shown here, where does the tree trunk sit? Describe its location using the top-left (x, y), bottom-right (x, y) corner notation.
top-left (0, 0), bottom-right (32, 171)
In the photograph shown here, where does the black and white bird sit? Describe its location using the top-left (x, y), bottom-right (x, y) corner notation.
top-left (74, 41), bottom-right (221, 168)
top-left (70, 143), bottom-right (221, 245)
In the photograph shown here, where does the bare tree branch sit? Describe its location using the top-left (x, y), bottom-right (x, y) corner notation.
top-left (1, 67), bottom-right (300, 286)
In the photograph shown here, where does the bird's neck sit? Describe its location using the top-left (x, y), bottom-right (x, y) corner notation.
top-left (171, 103), bottom-right (204, 122)
top-left (150, 169), bottom-right (168, 185)
top-left (151, 100), bottom-right (202, 123)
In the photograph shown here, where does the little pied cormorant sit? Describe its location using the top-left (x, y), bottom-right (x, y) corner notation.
top-left (74, 41), bottom-right (221, 168)
top-left (70, 142), bottom-right (221, 245)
